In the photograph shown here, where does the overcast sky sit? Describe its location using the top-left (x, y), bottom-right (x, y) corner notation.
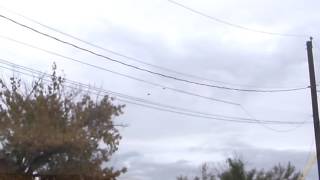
top-left (0, 0), bottom-right (319, 179)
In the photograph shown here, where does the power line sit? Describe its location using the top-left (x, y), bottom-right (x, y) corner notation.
top-left (0, 35), bottom-right (238, 106)
top-left (0, 60), bottom-right (248, 121)
top-left (0, 38), bottom-right (311, 131)
top-left (0, 60), bottom-right (311, 126)
top-left (0, 5), bottom-right (249, 87)
top-left (0, 14), bottom-right (310, 93)
top-left (167, 0), bottom-right (310, 38)
top-left (240, 105), bottom-right (310, 133)
top-left (0, 63), bottom-right (310, 125)
top-left (0, 65), bottom-right (276, 124)
top-left (0, 6), bottom-right (310, 90)
top-left (0, 60), bottom-right (284, 123)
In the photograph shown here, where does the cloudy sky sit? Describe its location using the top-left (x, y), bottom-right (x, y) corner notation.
top-left (0, 0), bottom-right (320, 179)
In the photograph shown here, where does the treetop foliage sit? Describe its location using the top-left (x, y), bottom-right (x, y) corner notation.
top-left (177, 158), bottom-right (301, 180)
top-left (0, 64), bottom-right (126, 179)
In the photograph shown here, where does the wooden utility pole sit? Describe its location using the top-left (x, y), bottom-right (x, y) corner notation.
top-left (306, 37), bottom-right (320, 180)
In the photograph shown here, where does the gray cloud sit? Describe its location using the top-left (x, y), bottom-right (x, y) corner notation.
top-left (116, 146), bottom-right (316, 180)
top-left (0, 0), bottom-right (319, 179)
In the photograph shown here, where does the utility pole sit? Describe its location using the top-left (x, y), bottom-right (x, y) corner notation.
top-left (307, 37), bottom-right (320, 180)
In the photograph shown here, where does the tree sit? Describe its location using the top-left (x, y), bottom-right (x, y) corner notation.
top-left (177, 158), bottom-right (301, 180)
top-left (219, 158), bottom-right (247, 180)
top-left (177, 163), bottom-right (216, 180)
top-left (252, 162), bottom-right (301, 180)
top-left (0, 64), bottom-right (126, 179)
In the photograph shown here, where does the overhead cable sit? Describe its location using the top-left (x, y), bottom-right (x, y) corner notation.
top-left (239, 105), bottom-right (310, 133)
top-left (0, 60), bottom-right (311, 126)
top-left (0, 5), bottom-right (311, 89)
top-left (167, 0), bottom-right (310, 38)
top-left (0, 14), bottom-right (310, 93)
top-left (0, 35), bottom-right (238, 106)
top-left (0, 5), bottom-right (245, 86)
